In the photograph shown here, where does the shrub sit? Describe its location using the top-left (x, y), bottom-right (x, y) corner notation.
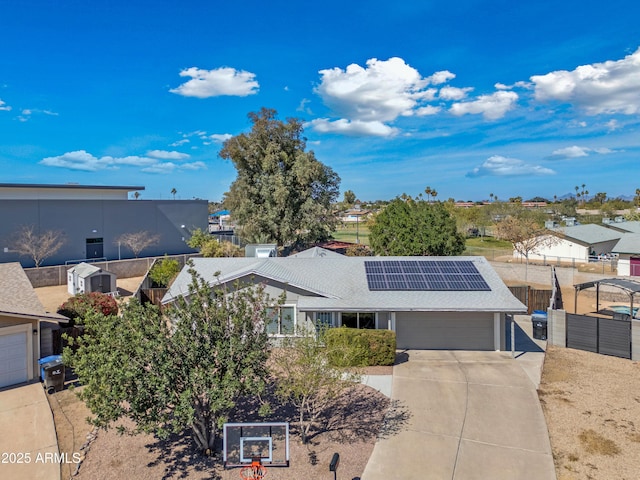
top-left (324, 327), bottom-right (396, 367)
top-left (58, 292), bottom-right (118, 325)
top-left (149, 255), bottom-right (180, 287)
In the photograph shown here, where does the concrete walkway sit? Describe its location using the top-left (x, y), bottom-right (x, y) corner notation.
top-left (0, 382), bottom-right (60, 480)
top-left (362, 349), bottom-right (556, 480)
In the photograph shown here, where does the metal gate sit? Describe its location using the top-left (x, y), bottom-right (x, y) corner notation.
top-left (566, 314), bottom-right (631, 359)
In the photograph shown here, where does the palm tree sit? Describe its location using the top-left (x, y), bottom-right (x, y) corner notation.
top-left (489, 193), bottom-right (494, 203)
top-left (171, 188), bottom-right (177, 200)
top-left (424, 186), bottom-right (432, 203)
top-left (134, 192), bottom-right (140, 200)
top-left (430, 189), bottom-right (438, 202)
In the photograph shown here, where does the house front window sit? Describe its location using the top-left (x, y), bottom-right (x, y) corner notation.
top-left (315, 311), bottom-right (334, 328)
top-left (340, 312), bottom-right (375, 329)
top-left (266, 305), bottom-right (296, 335)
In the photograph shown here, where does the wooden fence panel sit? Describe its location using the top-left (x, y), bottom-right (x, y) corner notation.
top-left (508, 286), bottom-right (552, 314)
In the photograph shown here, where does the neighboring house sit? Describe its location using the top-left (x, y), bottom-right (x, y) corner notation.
top-left (162, 249), bottom-right (526, 351)
top-left (604, 220), bottom-right (640, 234)
top-left (67, 262), bottom-right (117, 295)
top-left (518, 224), bottom-right (623, 263)
top-left (612, 233), bottom-right (640, 276)
top-left (0, 263), bottom-right (68, 389)
top-left (0, 183), bottom-right (207, 268)
top-left (340, 208), bottom-right (370, 223)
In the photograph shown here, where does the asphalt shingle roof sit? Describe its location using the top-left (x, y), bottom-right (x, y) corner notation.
top-left (163, 253), bottom-right (526, 313)
top-left (0, 262), bottom-right (68, 321)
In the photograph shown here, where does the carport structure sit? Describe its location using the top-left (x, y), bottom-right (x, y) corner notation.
top-left (573, 277), bottom-right (640, 316)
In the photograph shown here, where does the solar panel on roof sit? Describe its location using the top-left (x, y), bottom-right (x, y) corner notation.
top-left (364, 260), bottom-right (490, 291)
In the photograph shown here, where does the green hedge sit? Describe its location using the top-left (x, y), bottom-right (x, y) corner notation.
top-left (324, 327), bottom-right (396, 367)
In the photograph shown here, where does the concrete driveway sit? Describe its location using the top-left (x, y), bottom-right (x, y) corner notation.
top-left (0, 382), bottom-right (60, 480)
top-left (362, 350), bottom-right (556, 480)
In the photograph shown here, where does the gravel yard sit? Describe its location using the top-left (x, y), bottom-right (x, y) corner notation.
top-left (539, 346), bottom-right (640, 480)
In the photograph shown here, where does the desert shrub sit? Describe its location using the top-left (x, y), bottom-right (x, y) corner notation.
top-left (324, 327), bottom-right (396, 367)
top-left (58, 292), bottom-right (118, 325)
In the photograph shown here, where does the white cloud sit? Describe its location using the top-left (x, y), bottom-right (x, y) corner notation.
top-left (415, 105), bottom-right (441, 116)
top-left (549, 145), bottom-right (590, 159)
top-left (0, 99), bottom-right (10, 111)
top-left (16, 107), bottom-right (58, 122)
top-left (593, 147), bottom-right (615, 154)
top-left (450, 90), bottom-right (518, 120)
top-left (531, 47), bottom-right (640, 114)
top-left (306, 118), bottom-right (399, 137)
top-left (426, 70), bottom-right (456, 85)
top-left (315, 57), bottom-right (437, 123)
top-left (466, 155), bottom-right (555, 177)
top-left (170, 66), bottom-right (259, 98)
top-left (170, 139), bottom-right (190, 147)
top-left (181, 161), bottom-right (207, 170)
top-left (40, 150), bottom-right (205, 173)
top-left (439, 86), bottom-right (473, 101)
top-left (40, 151), bottom-right (118, 171)
top-left (297, 98), bottom-right (313, 114)
top-left (606, 119), bottom-right (620, 131)
top-left (146, 150), bottom-right (190, 160)
top-left (548, 145), bottom-right (617, 159)
top-left (142, 162), bottom-right (177, 174)
top-left (142, 161), bottom-right (207, 174)
top-left (208, 133), bottom-right (232, 143)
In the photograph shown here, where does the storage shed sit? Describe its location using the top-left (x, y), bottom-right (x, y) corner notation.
top-left (67, 262), bottom-right (117, 295)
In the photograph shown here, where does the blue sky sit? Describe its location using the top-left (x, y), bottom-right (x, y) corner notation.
top-left (1, 1), bottom-right (639, 203)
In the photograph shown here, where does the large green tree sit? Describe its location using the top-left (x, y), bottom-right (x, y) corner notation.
top-left (221, 108), bottom-right (340, 246)
top-left (63, 265), bottom-right (274, 455)
top-left (369, 197), bottom-right (465, 256)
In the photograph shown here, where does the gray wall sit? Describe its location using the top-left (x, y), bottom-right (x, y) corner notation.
top-left (0, 199), bottom-right (207, 267)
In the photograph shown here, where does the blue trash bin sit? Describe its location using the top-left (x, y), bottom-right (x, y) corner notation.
top-left (531, 311), bottom-right (548, 340)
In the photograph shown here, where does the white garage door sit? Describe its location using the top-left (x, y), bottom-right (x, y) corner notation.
top-left (0, 329), bottom-right (29, 388)
top-left (396, 312), bottom-right (494, 350)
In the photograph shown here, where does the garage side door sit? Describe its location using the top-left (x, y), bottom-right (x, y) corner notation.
top-left (0, 329), bottom-right (29, 388)
top-left (396, 312), bottom-right (494, 350)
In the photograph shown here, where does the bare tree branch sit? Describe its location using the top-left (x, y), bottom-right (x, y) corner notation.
top-left (115, 231), bottom-right (160, 258)
top-left (10, 225), bottom-right (66, 267)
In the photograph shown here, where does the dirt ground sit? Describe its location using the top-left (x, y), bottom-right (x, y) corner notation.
top-left (539, 346), bottom-right (640, 480)
top-left (35, 276), bottom-right (145, 314)
top-left (48, 383), bottom-right (391, 480)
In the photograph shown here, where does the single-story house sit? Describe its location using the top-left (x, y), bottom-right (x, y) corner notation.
top-left (0, 263), bottom-right (68, 389)
top-left (516, 224), bottom-right (623, 263)
top-left (67, 262), bottom-right (117, 295)
top-left (612, 233), bottom-right (640, 276)
top-left (162, 249), bottom-right (526, 351)
top-left (602, 220), bottom-right (640, 234)
top-left (340, 208), bottom-right (371, 223)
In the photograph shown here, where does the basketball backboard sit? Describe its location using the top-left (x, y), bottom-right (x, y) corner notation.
top-left (223, 422), bottom-right (290, 468)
